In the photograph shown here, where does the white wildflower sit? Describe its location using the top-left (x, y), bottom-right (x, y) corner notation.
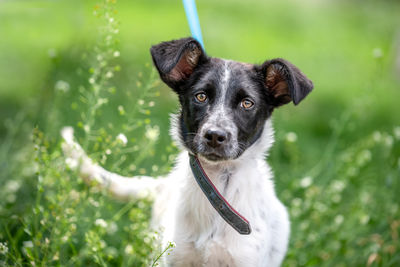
top-left (62, 235), bottom-right (69, 242)
top-left (55, 80), bottom-right (70, 92)
top-left (148, 101), bottom-right (155, 107)
top-left (300, 176), bottom-right (312, 188)
top-left (23, 241), bottom-right (33, 248)
top-left (65, 157), bottom-right (78, 169)
top-left (113, 51), bottom-right (120, 57)
top-left (373, 131), bottom-right (382, 142)
top-left (331, 180), bottom-right (346, 192)
top-left (124, 244), bottom-right (133, 254)
top-left (5, 180), bottom-right (20, 193)
top-left (116, 133), bottom-right (128, 146)
top-left (145, 125), bottom-right (160, 142)
top-left (105, 149), bottom-right (112, 155)
top-left (118, 105), bottom-right (125, 115)
top-left (357, 149), bottom-right (372, 166)
top-left (97, 97), bottom-right (108, 106)
top-left (89, 198), bottom-right (100, 207)
top-left (360, 214), bottom-right (370, 225)
top-left (129, 164), bottom-right (137, 171)
top-left (105, 71), bottom-right (113, 78)
top-left (107, 222), bottom-right (118, 235)
top-left (285, 132), bottom-right (297, 143)
top-left (138, 99), bottom-right (145, 105)
top-left (291, 198), bottom-right (302, 207)
top-left (65, 208), bottom-right (74, 215)
top-left (334, 214), bottom-right (344, 225)
top-left (300, 221), bottom-right (309, 230)
top-left (83, 124), bottom-right (90, 133)
top-left (144, 236), bottom-right (151, 244)
top-left (0, 242), bottom-right (8, 255)
top-left (69, 190), bottom-right (80, 201)
top-left (89, 77), bottom-right (95, 84)
top-left (152, 165), bottom-right (159, 172)
top-left (315, 202), bottom-right (327, 213)
top-left (95, 219), bottom-right (108, 228)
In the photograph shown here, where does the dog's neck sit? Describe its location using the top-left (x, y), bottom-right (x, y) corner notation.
top-left (174, 118), bottom-right (275, 184)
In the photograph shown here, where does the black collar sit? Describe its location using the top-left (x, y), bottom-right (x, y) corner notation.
top-left (189, 153), bottom-right (252, 235)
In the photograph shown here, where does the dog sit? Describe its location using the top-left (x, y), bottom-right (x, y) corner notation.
top-left (61, 37), bottom-right (313, 267)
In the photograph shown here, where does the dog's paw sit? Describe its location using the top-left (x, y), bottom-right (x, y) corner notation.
top-left (61, 126), bottom-right (74, 144)
top-left (61, 127), bottom-right (105, 185)
top-left (61, 127), bottom-right (92, 169)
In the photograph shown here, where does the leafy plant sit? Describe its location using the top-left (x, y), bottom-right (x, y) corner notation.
top-left (0, 1), bottom-right (175, 266)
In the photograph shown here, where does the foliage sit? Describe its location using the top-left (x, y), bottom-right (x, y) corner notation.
top-left (0, 1), bottom-right (175, 266)
top-left (0, 0), bottom-right (399, 266)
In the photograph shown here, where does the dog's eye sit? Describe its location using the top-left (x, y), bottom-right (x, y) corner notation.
top-left (241, 98), bottom-right (254, 109)
top-left (195, 92), bottom-right (207, 103)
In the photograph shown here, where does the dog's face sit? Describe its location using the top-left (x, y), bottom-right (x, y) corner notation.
top-left (151, 37), bottom-right (313, 161)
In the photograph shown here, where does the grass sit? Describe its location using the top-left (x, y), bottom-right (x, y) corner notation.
top-left (0, 0), bottom-right (400, 266)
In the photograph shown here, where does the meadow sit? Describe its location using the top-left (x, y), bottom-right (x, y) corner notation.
top-left (0, 0), bottom-right (399, 266)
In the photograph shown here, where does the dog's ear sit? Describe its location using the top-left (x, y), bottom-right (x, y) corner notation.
top-left (150, 37), bottom-right (207, 92)
top-left (261, 58), bottom-right (313, 106)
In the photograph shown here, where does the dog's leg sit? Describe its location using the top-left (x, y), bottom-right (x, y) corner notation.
top-left (61, 127), bottom-right (160, 201)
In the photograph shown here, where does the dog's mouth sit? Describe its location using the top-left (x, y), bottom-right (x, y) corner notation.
top-left (202, 152), bottom-right (226, 161)
top-left (197, 148), bottom-right (244, 162)
top-left (188, 133), bottom-right (243, 162)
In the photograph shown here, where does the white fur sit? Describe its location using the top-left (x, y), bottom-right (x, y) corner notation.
top-left (196, 61), bottom-right (239, 157)
top-left (61, 118), bottom-right (290, 267)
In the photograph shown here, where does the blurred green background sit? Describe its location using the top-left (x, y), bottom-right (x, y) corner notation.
top-left (0, 0), bottom-right (399, 266)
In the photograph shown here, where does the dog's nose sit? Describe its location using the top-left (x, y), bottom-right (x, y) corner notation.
top-left (204, 130), bottom-right (228, 148)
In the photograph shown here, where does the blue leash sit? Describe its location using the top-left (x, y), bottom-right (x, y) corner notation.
top-left (182, 0), bottom-right (252, 235)
top-left (182, 0), bottom-right (205, 49)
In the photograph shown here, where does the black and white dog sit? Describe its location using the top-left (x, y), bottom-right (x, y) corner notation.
top-left (62, 37), bottom-right (313, 266)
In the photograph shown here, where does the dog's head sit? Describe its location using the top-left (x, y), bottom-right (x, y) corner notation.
top-left (150, 37), bottom-right (313, 161)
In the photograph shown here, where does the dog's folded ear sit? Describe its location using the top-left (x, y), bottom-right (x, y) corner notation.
top-left (261, 58), bottom-right (313, 106)
top-left (150, 37), bottom-right (207, 92)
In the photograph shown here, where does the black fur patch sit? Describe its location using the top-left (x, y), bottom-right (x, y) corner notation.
top-left (150, 37), bottom-right (313, 161)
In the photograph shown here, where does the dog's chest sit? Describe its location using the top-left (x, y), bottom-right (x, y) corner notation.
top-left (170, 160), bottom-right (273, 265)
top-left (180, 165), bottom-right (244, 235)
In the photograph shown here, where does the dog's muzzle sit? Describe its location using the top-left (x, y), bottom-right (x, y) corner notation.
top-left (204, 129), bottom-right (229, 148)
top-left (198, 127), bottom-right (236, 161)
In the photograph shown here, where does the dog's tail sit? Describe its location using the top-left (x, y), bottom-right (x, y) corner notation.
top-left (61, 127), bottom-right (160, 201)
